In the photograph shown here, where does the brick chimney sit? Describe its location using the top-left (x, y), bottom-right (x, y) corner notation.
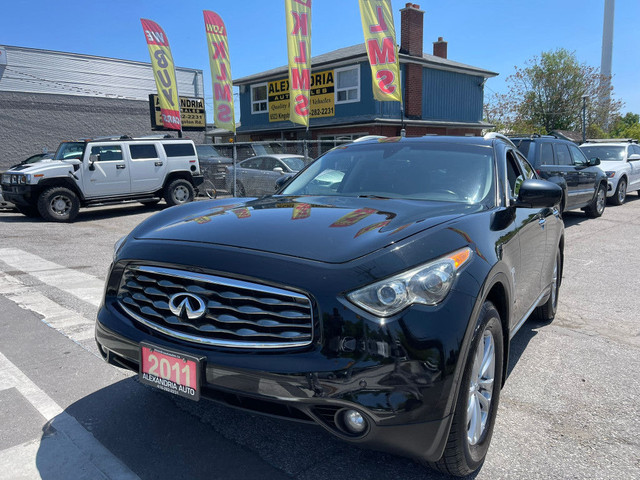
top-left (433, 37), bottom-right (447, 59)
top-left (400, 3), bottom-right (424, 57)
top-left (400, 4), bottom-right (425, 119)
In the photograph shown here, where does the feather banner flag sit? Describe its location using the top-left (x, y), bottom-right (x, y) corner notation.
top-left (285, 0), bottom-right (312, 127)
top-left (204, 11), bottom-right (236, 133)
top-left (358, 0), bottom-right (402, 102)
top-left (141, 19), bottom-right (182, 130)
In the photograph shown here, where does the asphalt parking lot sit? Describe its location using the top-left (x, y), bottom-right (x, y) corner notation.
top-left (0, 196), bottom-right (639, 479)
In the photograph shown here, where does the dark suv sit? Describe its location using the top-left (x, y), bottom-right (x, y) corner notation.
top-left (510, 135), bottom-right (607, 217)
top-left (96, 133), bottom-right (563, 477)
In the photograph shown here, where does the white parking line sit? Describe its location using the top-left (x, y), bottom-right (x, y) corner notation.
top-left (0, 248), bottom-right (104, 307)
top-left (0, 351), bottom-right (139, 480)
top-left (0, 272), bottom-right (95, 343)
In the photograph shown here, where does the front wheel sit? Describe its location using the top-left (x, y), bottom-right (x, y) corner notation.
top-left (37, 187), bottom-right (80, 222)
top-left (164, 179), bottom-right (195, 206)
top-left (427, 302), bottom-right (504, 477)
top-left (584, 183), bottom-right (606, 218)
top-left (611, 178), bottom-right (627, 205)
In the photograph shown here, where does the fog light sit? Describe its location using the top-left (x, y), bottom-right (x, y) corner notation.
top-left (343, 409), bottom-right (367, 434)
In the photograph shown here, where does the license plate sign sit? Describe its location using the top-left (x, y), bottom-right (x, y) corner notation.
top-left (139, 343), bottom-right (201, 401)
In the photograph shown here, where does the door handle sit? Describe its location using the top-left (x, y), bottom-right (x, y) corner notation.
top-left (538, 218), bottom-right (546, 228)
top-left (155, 162), bottom-right (163, 167)
top-left (116, 164), bottom-right (126, 169)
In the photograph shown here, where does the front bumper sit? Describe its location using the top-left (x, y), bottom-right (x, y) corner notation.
top-left (0, 183), bottom-right (35, 206)
top-left (95, 237), bottom-right (481, 462)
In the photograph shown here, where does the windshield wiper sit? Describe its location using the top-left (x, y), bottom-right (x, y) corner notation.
top-left (357, 194), bottom-right (391, 199)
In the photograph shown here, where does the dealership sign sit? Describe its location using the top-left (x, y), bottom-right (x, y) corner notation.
top-left (268, 69), bottom-right (335, 123)
top-left (149, 94), bottom-right (206, 131)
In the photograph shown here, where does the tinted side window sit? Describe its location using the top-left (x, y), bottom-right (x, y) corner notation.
top-left (554, 144), bottom-right (572, 166)
top-left (540, 143), bottom-right (554, 166)
top-left (516, 152), bottom-right (535, 179)
top-left (90, 145), bottom-right (123, 161)
top-left (633, 145), bottom-right (640, 156)
top-left (568, 144), bottom-right (588, 165)
top-left (506, 151), bottom-right (524, 197)
top-left (241, 158), bottom-right (262, 169)
top-left (129, 144), bottom-right (158, 159)
top-left (262, 158), bottom-right (278, 170)
top-left (163, 143), bottom-right (195, 157)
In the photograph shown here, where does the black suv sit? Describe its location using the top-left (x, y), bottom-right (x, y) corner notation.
top-left (510, 135), bottom-right (607, 217)
top-left (96, 134), bottom-right (563, 477)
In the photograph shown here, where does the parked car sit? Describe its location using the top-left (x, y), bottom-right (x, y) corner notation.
top-left (510, 135), bottom-right (607, 217)
top-left (579, 140), bottom-right (640, 205)
top-left (216, 141), bottom-right (285, 161)
top-left (195, 144), bottom-right (232, 193)
top-left (96, 133), bottom-right (563, 477)
top-left (0, 185), bottom-right (12, 209)
top-left (1, 136), bottom-right (203, 222)
top-left (226, 154), bottom-right (306, 196)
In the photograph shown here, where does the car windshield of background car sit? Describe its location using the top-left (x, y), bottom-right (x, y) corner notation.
top-left (580, 145), bottom-right (626, 161)
top-left (54, 142), bottom-right (84, 160)
top-left (281, 142), bottom-right (495, 204)
top-left (196, 145), bottom-right (221, 157)
top-left (281, 157), bottom-right (305, 171)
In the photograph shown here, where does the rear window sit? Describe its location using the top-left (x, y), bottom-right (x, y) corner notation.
top-left (129, 144), bottom-right (158, 159)
top-left (163, 143), bottom-right (195, 157)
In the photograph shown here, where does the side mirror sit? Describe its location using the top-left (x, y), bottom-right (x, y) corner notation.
top-left (275, 174), bottom-right (294, 191)
top-left (88, 154), bottom-right (99, 171)
top-left (513, 179), bottom-right (562, 209)
top-left (627, 153), bottom-right (640, 161)
top-left (273, 166), bottom-right (284, 175)
top-left (589, 157), bottom-right (601, 166)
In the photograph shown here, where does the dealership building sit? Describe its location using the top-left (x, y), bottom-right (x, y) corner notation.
top-left (0, 45), bottom-right (205, 171)
top-left (234, 3), bottom-right (497, 142)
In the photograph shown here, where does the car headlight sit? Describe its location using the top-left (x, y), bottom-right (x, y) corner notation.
top-left (346, 247), bottom-right (472, 317)
top-left (113, 235), bottom-right (128, 260)
top-left (605, 171), bottom-right (616, 178)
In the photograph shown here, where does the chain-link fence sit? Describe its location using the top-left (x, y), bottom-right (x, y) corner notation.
top-left (202, 140), bottom-right (352, 197)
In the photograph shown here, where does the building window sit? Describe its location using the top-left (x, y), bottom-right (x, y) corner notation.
top-left (335, 66), bottom-right (360, 104)
top-left (251, 84), bottom-right (268, 113)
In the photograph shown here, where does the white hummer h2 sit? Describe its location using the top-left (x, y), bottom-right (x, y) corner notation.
top-left (1, 136), bottom-right (203, 222)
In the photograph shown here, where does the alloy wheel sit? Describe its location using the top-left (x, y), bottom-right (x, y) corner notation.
top-left (50, 195), bottom-right (71, 216)
top-left (596, 187), bottom-right (606, 215)
top-left (467, 329), bottom-right (495, 446)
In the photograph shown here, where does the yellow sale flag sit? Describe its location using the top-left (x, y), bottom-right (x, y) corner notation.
top-left (285, 0), bottom-right (312, 127)
top-left (204, 11), bottom-right (236, 134)
top-left (358, 0), bottom-right (402, 102)
top-left (141, 19), bottom-right (182, 130)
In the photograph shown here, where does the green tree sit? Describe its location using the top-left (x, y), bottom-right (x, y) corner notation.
top-left (485, 49), bottom-right (622, 135)
top-left (609, 112), bottom-right (640, 139)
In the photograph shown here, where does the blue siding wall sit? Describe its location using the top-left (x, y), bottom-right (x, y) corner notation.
top-left (422, 69), bottom-right (484, 123)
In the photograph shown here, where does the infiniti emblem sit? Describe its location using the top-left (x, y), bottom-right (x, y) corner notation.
top-left (168, 293), bottom-right (206, 320)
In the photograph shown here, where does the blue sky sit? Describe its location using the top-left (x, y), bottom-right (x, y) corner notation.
top-left (2, 0), bottom-right (638, 122)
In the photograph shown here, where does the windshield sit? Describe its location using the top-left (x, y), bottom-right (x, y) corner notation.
top-left (282, 142), bottom-right (495, 204)
top-left (54, 142), bottom-right (85, 160)
top-left (196, 145), bottom-right (221, 157)
top-left (579, 145), bottom-right (626, 161)
top-left (281, 157), bottom-right (305, 171)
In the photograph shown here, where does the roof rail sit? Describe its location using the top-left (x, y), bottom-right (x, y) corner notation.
top-left (90, 135), bottom-right (132, 141)
top-left (505, 133), bottom-right (558, 139)
top-left (583, 138), bottom-right (638, 144)
top-left (483, 132), bottom-right (517, 147)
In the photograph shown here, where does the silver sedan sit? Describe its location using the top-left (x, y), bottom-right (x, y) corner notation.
top-left (226, 154), bottom-right (307, 196)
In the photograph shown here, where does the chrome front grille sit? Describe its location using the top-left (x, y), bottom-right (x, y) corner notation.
top-left (117, 265), bottom-right (313, 349)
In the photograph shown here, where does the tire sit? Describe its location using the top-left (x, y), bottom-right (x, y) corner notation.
top-left (16, 205), bottom-right (41, 218)
top-left (164, 179), bottom-right (195, 207)
top-left (235, 181), bottom-right (246, 197)
top-left (584, 183), bottom-right (606, 218)
top-left (611, 177), bottom-right (627, 206)
top-left (558, 193), bottom-right (566, 218)
top-left (535, 247), bottom-right (562, 322)
top-left (427, 302), bottom-right (504, 477)
top-left (37, 187), bottom-right (80, 222)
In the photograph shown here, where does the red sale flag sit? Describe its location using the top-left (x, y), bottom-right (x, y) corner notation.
top-left (358, 0), bottom-right (402, 102)
top-left (141, 19), bottom-right (182, 130)
top-left (204, 11), bottom-right (236, 133)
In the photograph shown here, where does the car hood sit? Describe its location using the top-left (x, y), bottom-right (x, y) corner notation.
top-left (7, 160), bottom-right (74, 173)
top-left (599, 160), bottom-right (628, 172)
top-left (131, 196), bottom-right (482, 263)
